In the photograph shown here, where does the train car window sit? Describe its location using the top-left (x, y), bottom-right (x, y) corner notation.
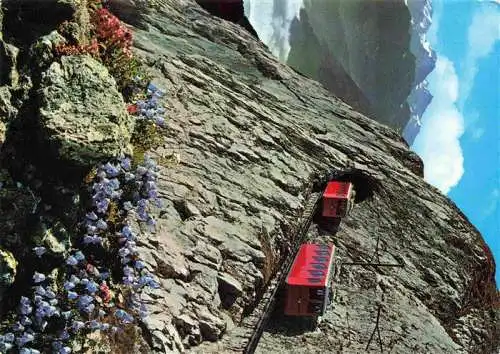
top-left (314, 250), bottom-right (330, 257)
top-left (310, 262), bottom-right (327, 270)
top-left (337, 200), bottom-right (347, 215)
top-left (314, 248), bottom-right (330, 253)
top-left (312, 256), bottom-right (329, 263)
top-left (307, 278), bottom-right (322, 283)
top-left (308, 270), bottom-right (326, 277)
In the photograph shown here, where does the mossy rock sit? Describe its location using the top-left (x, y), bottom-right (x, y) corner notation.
top-left (30, 30), bottom-right (67, 71)
top-left (38, 55), bottom-right (135, 168)
top-left (0, 39), bottom-right (19, 87)
top-left (31, 221), bottom-right (71, 257)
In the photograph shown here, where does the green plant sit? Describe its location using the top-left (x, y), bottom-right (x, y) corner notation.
top-left (54, 1), bottom-right (143, 96)
top-left (130, 120), bottom-right (164, 166)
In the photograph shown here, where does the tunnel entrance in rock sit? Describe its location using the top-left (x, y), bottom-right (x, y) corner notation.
top-left (333, 169), bottom-right (380, 204)
top-left (312, 168), bottom-right (381, 205)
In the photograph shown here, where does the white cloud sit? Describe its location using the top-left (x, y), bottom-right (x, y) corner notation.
top-left (482, 188), bottom-right (500, 218)
top-left (459, 3), bottom-right (500, 107)
top-left (470, 127), bottom-right (485, 140)
top-left (412, 56), bottom-right (465, 194)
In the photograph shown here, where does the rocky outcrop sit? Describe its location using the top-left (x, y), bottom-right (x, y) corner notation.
top-left (404, 0), bottom-right (437, 145)
top-left (121, 1), bottom-right (496, 353)
top-left (274, 0), bottom-right (416, 132)
top-left (38, 55), bottom-right (134, 167)
top-left (404, 81), bottom-right (433, 144)
top-left (285, 8), bottom-right (374, 120)
top-left (0, 0), bottom-right (19, 149)
top-left (407, 0), bottom-right (436, 85)
top-left (0, 39), bottom-right (18, 87)
top-left (0, 0), bottom-right (498, 353)
top-left (0, 86), bottom-right (14, 146)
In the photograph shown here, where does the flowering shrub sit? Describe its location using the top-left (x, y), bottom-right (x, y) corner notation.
top-left (0, 81), bottom-right (168, 351)
top-left (90, 4), bottom-right (140, 92)
top-left (128, 83), bottom-right (166, 127)
top-left (130, 83), bottom-right (167, 165)
top-left (54, 0), bottom-right (140, 93)
top-left (55, 38), bottom-right (100, 58)
top-left (1, 0), bottom-right (170, 348)
top-left (92, 8), bottom-right (133, 59)
top-left (0, 152), bottom-right (162, 353)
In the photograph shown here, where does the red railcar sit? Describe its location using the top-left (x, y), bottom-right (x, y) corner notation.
top-left (284, 243), bottom-right (336, 317)
top-left (322, 181), bottom-right (355, 218)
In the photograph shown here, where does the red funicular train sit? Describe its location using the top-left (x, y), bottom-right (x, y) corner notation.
top-left (283, 180), bottom-right (355, 319)
top-left (322, 180), bottom-right (355, 218)
top-left (284, 243), bottom-right (336, 317)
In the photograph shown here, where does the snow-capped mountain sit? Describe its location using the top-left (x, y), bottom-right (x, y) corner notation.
top-left (404, 0), bottom-right (437, 145)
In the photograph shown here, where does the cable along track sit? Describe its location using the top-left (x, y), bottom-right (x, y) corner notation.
top-left (224, 191), bottom-right (323, 354)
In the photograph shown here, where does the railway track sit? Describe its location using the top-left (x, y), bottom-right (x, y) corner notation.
top-left (223, 190), bottom-right (323, 354)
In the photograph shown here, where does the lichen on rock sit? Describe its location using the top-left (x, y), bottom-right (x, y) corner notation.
top-left (30, 31), bottom-right (67, 72)
top-left (31, 220), bottom-right (71, 258)
top-left (0, 248), bottom-right (17, 303)
top-left (0, 39), bottom-right (19, 87)
top-left (38, 54), bottom-right (135, 167)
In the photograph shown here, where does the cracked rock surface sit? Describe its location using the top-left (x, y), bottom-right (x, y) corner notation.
top-left (105, 1), bottom-right (498, 353)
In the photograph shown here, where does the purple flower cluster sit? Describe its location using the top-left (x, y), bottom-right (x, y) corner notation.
top-left (56, 153), bottom-right (161, 333)
top-left (0, 83), bottom-right (167, 352)
top-left (133, 83), bottom-right (166, 127)
top-left (0, 278), bottom-right (70, 354)
top-left (91, 154), bottom-right (161, 293)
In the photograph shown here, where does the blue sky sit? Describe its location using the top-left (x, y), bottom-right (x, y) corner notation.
top-left (412, 0), bottom-right (500, 285)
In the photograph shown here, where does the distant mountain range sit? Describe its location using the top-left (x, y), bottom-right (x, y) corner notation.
top-left (404, 0), bottom-right (437, 144)
top-left (244, 0), bottom-right (437, 145)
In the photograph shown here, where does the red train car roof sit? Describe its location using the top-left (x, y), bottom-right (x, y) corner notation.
top-left (286, 244), bottom-right (335, 287)
top-left (323, 181), bottom-right (353, 199)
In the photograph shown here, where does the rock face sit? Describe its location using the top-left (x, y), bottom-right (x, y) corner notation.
top-left (125, 1), bottom-right (496, 353)
top-left (0, 0), bottom-right (498, 353)
top-left (38, 55), bottom-right (134, 167)
top-left (249, 0), bottom-right (416, 133)
top-left (195, 0), bottom-right (259, 39)
top-left (284, 7), bottom-right (374, 120)
top-left (404, 82), bottom-right (433, 144)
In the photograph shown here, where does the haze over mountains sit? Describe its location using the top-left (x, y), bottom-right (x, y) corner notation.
top-left (244, 0), bottom-right (437, 145)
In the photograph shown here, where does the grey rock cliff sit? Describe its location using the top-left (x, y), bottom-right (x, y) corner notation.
top-left (121, 1), bottom-right (497, 353)
top-left (0, 0), bottom-right (498, 353)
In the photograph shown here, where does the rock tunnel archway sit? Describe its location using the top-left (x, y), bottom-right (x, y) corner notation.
top-left (309, 167), bottom-right (381, 234)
